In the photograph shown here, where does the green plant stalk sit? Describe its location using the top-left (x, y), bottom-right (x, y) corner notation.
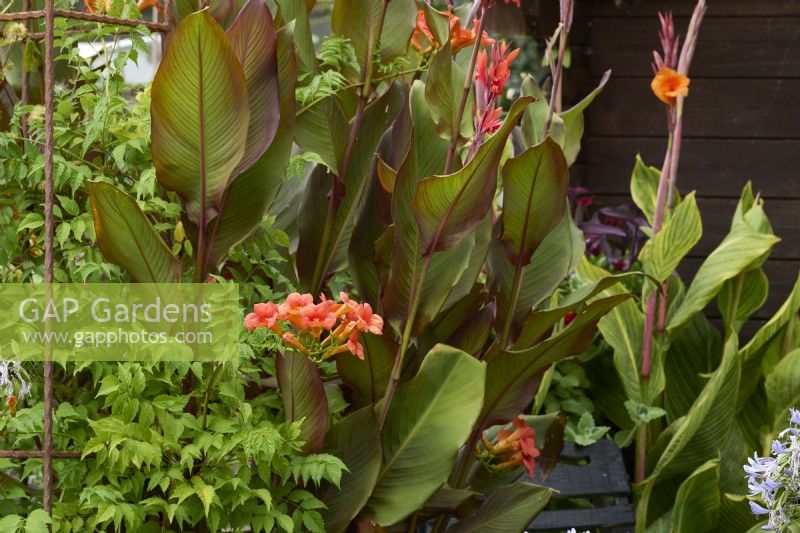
top-left (634, 422), bottom-right (647, 483)
top-left (444, 5), bottom-right (486, 174)
top-left (200, 362), bottom-right (225, 430)
top-left (308, 0), bottom-right (392, 294)
top-left (380, 5), bottom-right (493, 427)
top-left (720, 271), bottom-right (746, 340)
top-left (378, 252), bottom-right (431, 428)
top-left (641, 130), bottom-right (674, 378)
top-left (636, 121), bottom-right (674, 484)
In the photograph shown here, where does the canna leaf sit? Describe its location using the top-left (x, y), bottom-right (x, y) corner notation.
top-left (637, 335), bottom-right (741, 527)
top-left (336, 333), bottom-right (394, 407)
top-left (382, 82), bottom-right (481, 334)
top-left (639, 192), bottom-right (702, 283)
top-left (667, 221), bottom-right (779, 334)
top-left (276, 351), bottom-right (329, 454)
top-left (413, 96), bottom-right (533, 254)
top-left (88, 182), bottom-right (181, 283)
top-left (275, 0), bottom-right (318, 74)
top-left (151, 10), bottom-right (249, 225)
top-left (500, 137), bottom-right (569, 266)
top-left (331, 0), bottom-right (415, 69)
top-left (478, 294), bottom-right (630, 429)
top-left (446, 482), bottom-right (551, 533)
top-left (321, 407), bottom-right (382, 533)
top-left (490, 211), bottom-right (584, 329)
top-left (295, 84), bottom-right (405, 292)
top-left (367, 345), bottom-right (485, 526)
top-left (426, 42), bottom-right (471, 142)
top-left (630, 155), bottom-right (662, 227)
top-left (226, 0), bottom-right (280, 177)
top-left (672, 460), bottom-right (721, 532)
top-left (205, 22), bottom-right (298, 267)
top-left (558, 69), bottom-right (611, 166)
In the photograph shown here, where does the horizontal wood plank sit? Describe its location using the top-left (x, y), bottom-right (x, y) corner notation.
top-left (590, 17), bottom-right (800, 77)
top-left (581, 137), bottom-right (800, 198)
top-left (590, 0), bottom-right (800, 17)
top-left (586, 78), bottom-right (800, 138)
top-left (590, 194), bottom-right (800, 260)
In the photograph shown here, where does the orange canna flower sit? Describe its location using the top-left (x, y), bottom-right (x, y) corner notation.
top-left (651, 67), bottom-right (689, 106)
top-left (135, 0), bottom-right (162, 12)
top-left (475, 41), bottom-right (520, 97)
top-left (411, 9), bottom-right (494, 55)
top-left (411, 10), bottom-right (437, 54)
top-left (84, 0), bottom-right (162, 14)
top-left (480, 417), bottom-right (541, 477)
top-left (450, 13), bottom-right (495, 53)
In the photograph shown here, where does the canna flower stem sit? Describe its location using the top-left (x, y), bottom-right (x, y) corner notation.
top-left (544, 24), bottom-right (567, 137)
top-left (444, 5), bottom-right (487, 174)
top-left (309, 0), bottom-right (392, 294)
top-left (638, 0), bottom-right (705, 484)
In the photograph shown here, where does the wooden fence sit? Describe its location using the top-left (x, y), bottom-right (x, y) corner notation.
top-left (574, 0), bottom-right (800, 334)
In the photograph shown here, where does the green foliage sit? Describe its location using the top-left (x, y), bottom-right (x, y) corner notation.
top-left (2, 0), bottom-right (625, 531)
top-left (575, 157), bottom-right (793, 530)
top-left (0, 21), bottom-right (173, 284)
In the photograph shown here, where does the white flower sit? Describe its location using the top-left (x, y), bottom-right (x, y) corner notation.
top-left (0, 359), bottom-right (31, 400)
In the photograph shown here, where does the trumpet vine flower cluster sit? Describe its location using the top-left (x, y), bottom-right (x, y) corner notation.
top-left (478, 417), bottom-right (541, 477)
top-left (745, 409), bottom-right (800, 530)
top-left (244, 292), bottom-right (384, 362)
top-left (0, 360), bottom-right (31, 418)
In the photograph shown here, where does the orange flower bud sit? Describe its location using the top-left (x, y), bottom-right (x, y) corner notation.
top-left (6, 395), bottom-right (17, 417)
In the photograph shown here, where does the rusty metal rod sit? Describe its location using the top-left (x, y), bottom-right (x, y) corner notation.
top-left (20, 0), bottom-right (31, 138)
top-left (0, 450), bottom-right (82, 458)
top-left (42, 0), bottom-right (55, 515)
top-left (0, 9), bottom-right (169, 32)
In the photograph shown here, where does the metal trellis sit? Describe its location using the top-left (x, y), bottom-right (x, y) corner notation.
top-left (0, 0), bottom-right (171, 514)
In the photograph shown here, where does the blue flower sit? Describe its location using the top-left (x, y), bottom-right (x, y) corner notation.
top-left (749, 501), bottom-right (770, 515)
top-left (772, 440), bottom-right (787, 454)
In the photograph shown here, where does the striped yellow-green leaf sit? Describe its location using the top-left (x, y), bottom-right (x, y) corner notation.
top-left (151, 10), bottom-right (249, 225)
top-left (639, 192), bottom-right (702, 283)
top-left (637, 336), bottom-right (741, 527)
top-left (672, 460), bottom-right (721, 532)
top-left (629, 155), bottom-right (661, 227)
top-left (88, 181), bottom-right (181, 283)
top-left (667, 219), bottom-right (779, 334)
